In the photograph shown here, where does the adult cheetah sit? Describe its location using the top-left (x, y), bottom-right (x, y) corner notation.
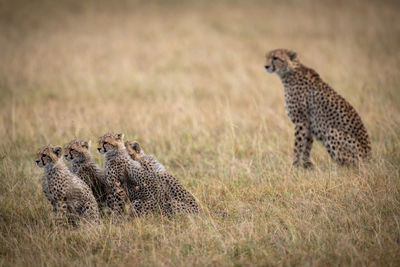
top-left (64, 139), bottom-right (126, 216)
top-left (97, 133), bottom-right (170, 217)
top-left (265, 49), bottom-right (371, 167)
top-left (125, 140), bottom-right (199, 214)
top-left (35, 145), bottom-right (100, 226)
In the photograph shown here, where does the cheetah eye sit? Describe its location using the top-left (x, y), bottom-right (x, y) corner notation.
top-left (70, 148), bottom-right (75, 152)
top-left (272, 56), bottom-right (279, 61)
top-left (41, 154), bottom-right (45, 159)
top-left (103, 142), bottom-right (108, 145)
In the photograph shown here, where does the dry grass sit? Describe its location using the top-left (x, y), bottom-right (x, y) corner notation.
top-left (1, 0), bottom-right (400, 265)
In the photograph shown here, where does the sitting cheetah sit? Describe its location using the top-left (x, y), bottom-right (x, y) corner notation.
top-left (125, 141), bottom-right (199, 214)
top-left (35, 145), bottom-right (100, 226)
top-left (265, 49), bottom-right (371, 167)
top-left (97, 133), bottom-right (170, 217)
top-left (64, 139), bottom-right (126, 215)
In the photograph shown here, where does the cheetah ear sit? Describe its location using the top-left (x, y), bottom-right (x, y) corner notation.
top-left (83, 140), bottom-right (91, 149)
top-left (116, 133), bottom-right (124, 141)
top-left (288, 50), bottom-right (297, 60)
top-left (53, 146), bottom-right (62, 158)
top-left (132, 141), bottom-right (141, 154)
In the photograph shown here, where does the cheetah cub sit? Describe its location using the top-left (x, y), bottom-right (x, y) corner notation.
top-left (97, 133), bottom-right (169, 216)
top-left (64, 139), bottom-right (126, 215)
top-left (35, 145), bottom-right (100, 226)
top-left (265, 49), bottom-right (371, 167)
top-left (125, 141), bottom-right (199, 214)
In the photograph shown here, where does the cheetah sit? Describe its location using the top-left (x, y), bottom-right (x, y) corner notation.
top-left (265, 49), bottom-right (371, 167)
top-left (35, 145), bottom-right (100, 226)
top-left (63, 139), bottom-right (126, 216)
top-left (97, 133), bottom-right (170, 217)
top-left (125, 140), bottom-right (199, 214)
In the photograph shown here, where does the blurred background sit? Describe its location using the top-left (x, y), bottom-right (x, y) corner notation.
top-left (1, 0), bottom-right (399, 144)
top-left (0, 0), bottom-right (399, 265)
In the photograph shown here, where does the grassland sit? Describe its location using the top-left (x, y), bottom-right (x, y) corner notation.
top-left (1, 0), bottom-right (400, 265)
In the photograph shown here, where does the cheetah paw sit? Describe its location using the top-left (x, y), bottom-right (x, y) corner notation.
top-left (303, 161), bottom-right (314, 169)
top-left (292, 160), bottom-right (301, 167)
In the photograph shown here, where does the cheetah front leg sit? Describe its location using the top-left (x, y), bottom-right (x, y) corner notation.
top-left (104, 182), bottom-right (127, 218)
top-left (293, 123), bottom-right (313, 168)
top-left (302, 130), bottom-right (314, 168)
top-left (53, 200), bottom-right (69, 226)
top-left (104, 169), bottom-right (129, 213)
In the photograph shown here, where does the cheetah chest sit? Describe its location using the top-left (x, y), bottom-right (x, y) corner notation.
top-left (284, 87), bottom-right (308, 123)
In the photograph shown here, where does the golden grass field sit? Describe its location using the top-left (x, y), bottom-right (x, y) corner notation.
top-left (1, 0), bottom-right (400, 265)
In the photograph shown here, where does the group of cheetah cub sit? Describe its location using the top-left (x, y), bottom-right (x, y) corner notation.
top-left (36, 49), bottom-right (371, 226)
top-left (35, 133), bottom-right (199, 226)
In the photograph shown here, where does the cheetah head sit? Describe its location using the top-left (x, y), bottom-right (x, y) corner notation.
top-left (124, 140), bottom-right (145, 161)
top-left (64, 139), bottom-right (91, 162)
top-left (265, 49), bottom-right (298, 75)
top-left (97, 133), bottom-right (125, 155)
top-left (35, 145), bottom-right (63, 168)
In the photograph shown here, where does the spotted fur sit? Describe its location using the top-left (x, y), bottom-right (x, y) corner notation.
top-left (265, 49), bottom-right (371, 166)
top-left (97, 133), bottom-right (170, 216)
top-left (64, 139), bottom-right (126, 216)
top-left (35, 145), bottom-right (100, 226)
top-left (125, 141), bottom-right (199, 214)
